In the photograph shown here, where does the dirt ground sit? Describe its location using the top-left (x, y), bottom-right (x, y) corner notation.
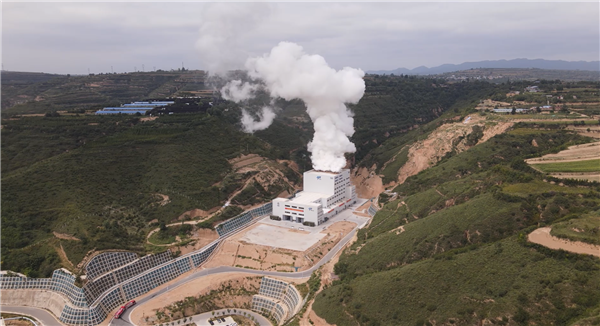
top-left (229, 154), bottom-right (265, 169)
top-left (525, 141), bottom-right (600, 164)
top-left (204, 221), bottom-right (356, 272)
top-left (528, 227), bottom-right (600, 257)
top-left (128, 272), bottom-right (307, 326)
top-left (298, 227), bottom-right (361, 326)
top-left (53, 232), bottom-right (80, 241)
top-left (351, 165), bottom-right (384, 199)
top-left (396, 115), bottom-right (512, 184)
top-left (567, 125), bottom-right (600, 139)
top-left (177, 228), bottom-right (220, 255)
top-left (549, 172), bottom-right (600, 182)
top-left (2, 319), bottom-right (35, 326)
top-left (177, 208), bottom-right (216, 221)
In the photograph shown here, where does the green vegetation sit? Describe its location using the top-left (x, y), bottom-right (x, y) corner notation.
top-left (2, 70), bottom-right (209, 115)
top-left (316, 238), bottom-right (600, 326)
top-left (314, 125), bottom-right (600, 326)
top-left (551, 211), bottom-right (600, 245)
top-left (148, 224), bottom-right (194, 245)
top-left (532, 159), bottom-right (600, 173)
top-left (503, 179), bottom-right (588, 196)
top-left (1, 112), bottom-right (285, 276)
top-left (352, 75), bottom-right (500, 162)
top-left (380, 147), bottom-right (409, 184)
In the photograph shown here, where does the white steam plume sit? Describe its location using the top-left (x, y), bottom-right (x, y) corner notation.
top-left (241, 107), bottom-right (277, 133)
top-left (223, 42), bottom-right (365, 172)
top-left (196, 3), bottom-right (270, 75)
top-left (221, 80), bottom-right (258, 102)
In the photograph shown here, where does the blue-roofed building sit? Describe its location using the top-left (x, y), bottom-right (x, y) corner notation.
top-left (95, 101), bottom-right (174, 115)
top-left (493, 108), bottom-right (531, 113)
top-left (122, 101), bottom-right (174, 108)
top-left (95, 110), bottom-right (147, 115)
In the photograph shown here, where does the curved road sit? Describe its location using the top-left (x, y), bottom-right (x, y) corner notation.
top-left (0, 306), bottom-right (61, 326)
top-left (2, 203), bottom-right (368, 326)
top-left (115, 225), bottom-right (361, 326)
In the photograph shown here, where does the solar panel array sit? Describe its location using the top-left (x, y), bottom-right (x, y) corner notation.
top-left (85, 252), bottom-right (137, 282)
top-left (368, 204), bottom-right (378, 217)
top-left (252, 276), bottom-right (303, 325)
top-left (216, 202), bottom-right (272, 236)
top-left (1, 201), bottom-right (272, 326)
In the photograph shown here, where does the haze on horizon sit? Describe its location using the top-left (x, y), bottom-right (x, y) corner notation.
top-left (2, 2), bottom-right (599, 75)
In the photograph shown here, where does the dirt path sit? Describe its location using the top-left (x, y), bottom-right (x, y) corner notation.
top-left (57, 244), bottom-right (75, 269)
top-left (549, 172), bottom-right (600, 182)
top-left (155, 194), bottom-right (171, 206)
top-left (53, 232), bottom-right (80, 241)
top-left (526, 141), bottom-right (600, 164)
top-left (146, 221), bottom-right (200, 244)
top-left (528, 227), bottom-right (600, 257)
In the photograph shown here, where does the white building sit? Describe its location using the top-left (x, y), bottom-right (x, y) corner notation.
top-left (272, 169), bottom-right (356, 226)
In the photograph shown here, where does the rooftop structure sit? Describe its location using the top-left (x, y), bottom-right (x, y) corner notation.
top-left (493, 108), bottom-right (531, 113)
top-left (95, 101), bottom-right (175, 115)
top-left (272, 169), bottom-right (356, 226)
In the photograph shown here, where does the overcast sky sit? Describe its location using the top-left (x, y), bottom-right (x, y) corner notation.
top-left (3, 2), bottom-right (599, 75)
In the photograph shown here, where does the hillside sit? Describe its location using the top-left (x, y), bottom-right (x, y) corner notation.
top-left (313, 117), bottom-right (600, 325)
top-left (1, 70), bottom-right (211, 114)
top-left (2, 74), bottom-right (500, 278)
top-left (368, 59), bottom-right (600, 75)
top-left (0, 111), bottom-right (300, 277)
top-left (3, 73), bottom-right (598, 295)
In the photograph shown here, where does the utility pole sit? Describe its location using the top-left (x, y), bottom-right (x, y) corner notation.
top-left (142, 64), bottom-right (145, 72)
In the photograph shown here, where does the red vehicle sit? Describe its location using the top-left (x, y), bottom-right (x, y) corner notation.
top-left (114, 300), bottom-right (136, 319)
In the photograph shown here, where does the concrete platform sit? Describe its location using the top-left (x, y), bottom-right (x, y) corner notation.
top-left (239, 224), bottom-right (325, 251)
top-left (241, 198), bottom-right (371, 251)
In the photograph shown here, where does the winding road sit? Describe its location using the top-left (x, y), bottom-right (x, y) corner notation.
top-left (115, 220), bottom-right (363, 326)
top-left (0, 305), bottom-right (61, 326)
top-left (2, 202), bottom-right (369, 326)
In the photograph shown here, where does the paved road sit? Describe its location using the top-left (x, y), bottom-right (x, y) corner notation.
top-left (115, 216), bottom-right (364, 326)
top-left (186, 308), bottom-right (270, 326)
top-left (2, 202), bottom-right (370, 326)
top-left (0, 305), bottom-right (60, 326)
top-left (116, 227), bottom-right (359, 325)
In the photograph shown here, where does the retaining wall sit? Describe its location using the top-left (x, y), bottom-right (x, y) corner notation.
top-left (1, 202), bottom-right (271, 326)
top-left (0, 289), bottom-right (69, 319)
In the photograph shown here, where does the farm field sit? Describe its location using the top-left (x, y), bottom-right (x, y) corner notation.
top-left (531, 159), bottom-right (600, 173)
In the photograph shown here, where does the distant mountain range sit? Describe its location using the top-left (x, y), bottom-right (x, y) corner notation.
top-left (368, 59), bottom-right (600, 75)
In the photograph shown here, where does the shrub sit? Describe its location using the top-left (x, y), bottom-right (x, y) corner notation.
top-left (270, 215), bottom-right (282, 221)
top-left (303, 221), bottom-right (316, 227)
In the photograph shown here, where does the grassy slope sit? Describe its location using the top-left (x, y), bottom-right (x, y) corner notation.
top-left (1, 71), bottom-right (208, 114)
top-left (316, 238), bottom-right (600, 326)
top-left (0, 112), bottom-right (276, 276)
top-left (551, 211), bottom-right (600, 246)
top-left (532, 159), bottom-right (600, 173)
top-left (313, 125), bottom-right (600, 326)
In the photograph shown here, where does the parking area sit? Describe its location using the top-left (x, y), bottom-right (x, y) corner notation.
top-left (239, 223), bottom-right (326, 251)
top-left (244, 198), bottom-right (371, 251)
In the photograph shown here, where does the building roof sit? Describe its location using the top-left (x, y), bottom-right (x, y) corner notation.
top-left (287, 192), bottom-right (328, 205)
top-left (102, 107), bottom-right (154, 111)
top-left (95, 110), bottom-right (146, 115)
